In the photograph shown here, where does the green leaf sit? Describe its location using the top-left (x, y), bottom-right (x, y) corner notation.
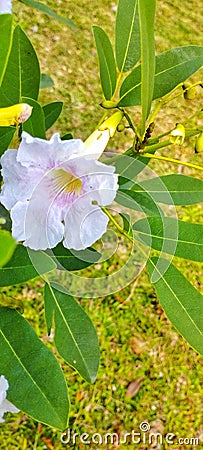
top-left (0, 127), bottom-right (15, 156)
top-left (40, 73), bottom-right (54, 89)
top-left (43, 102), bottom-right (63, 131)
top-left (93, 25), bottom-right (117, 100)
top-left (153, 45), bottom-right (203, 100)
top-left (44, 283), bottom-right (100, 383)
top-left (110, 154), bottom-right (148, 186)
top-left (0, 245), bottom-right (56, 286)
top-left (22, 97), bottom-right (46, 138)
top-left (0, 307), bottom-right (69, 429)
top-left (61, 133), bottom-right (73, 140)
top-left (0, 230), bottom-right (16, 267)
top-left (0, 25), bottom-right (40, 107)
top-left (147, 258), bottom-right (203, 355)
top-left (134, 217), bottom-right (203, 262)
top-left (50, 244), bottom-right (101, 271)
top-left (115, 0), bottom-right (140, 72)
top-left (117, 189), bottom-right (162, 216)
top-left (119, 212), bottom-right (131, 233)
top-left (119, 45), bottom-right (203, 107)
top-left (119, 65), bottom-right (141, 107)
top-left (131, 174), bottom-right (203, 205)
top-left (0, 204), bottom-right (12, 231)
top-left (19, 0), bottom-right (76, 28)
top-left (0, 14), bottom-right (13, 85)
top-left (138, 0), bottom-right (156, 133)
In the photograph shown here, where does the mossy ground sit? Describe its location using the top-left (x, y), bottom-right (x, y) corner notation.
top-left (0, 0), bottom-right (203, 448)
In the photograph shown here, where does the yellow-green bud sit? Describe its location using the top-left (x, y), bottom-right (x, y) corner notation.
top-left (169, 123), bottom-right (185, 146)
top-left (100, 100), bottom-right (117, 109)
top-left (117, 123), bottom-right (125, 132)
top-left (182, 82), bottom-right (196, 100)
top-left (195, 132), bottom-right (203, 153)
top-left (0, 103), bottom-right (33, 126)
top-left (98, 110), bottom-right (124, 137)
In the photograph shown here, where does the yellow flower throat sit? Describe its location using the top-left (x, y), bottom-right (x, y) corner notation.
top-left (53, 169), bottom-right (82, 195)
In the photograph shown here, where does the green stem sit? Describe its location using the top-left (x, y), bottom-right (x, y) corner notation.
top-left (143, 126), bottom-right (203, 154)
top-left (143, 152), bottom-right (203, 172)
top-left (101, 207), bottom-right (134, 244)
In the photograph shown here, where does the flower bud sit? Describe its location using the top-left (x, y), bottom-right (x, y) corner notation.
top-left (182, 82), bottom-right (196, 100)
top-left (195, 132), bottom-right (203, 153)
top-left (0, 103), bottom-right (33, 127)
top-left (98, 110), bottom-right (124, 137)
top-left (117, 123), bottom-right (125, 132)
top-left (169, 123), bottom-right (185, 146)
top-left (100, 100), bottom-right (117, 109)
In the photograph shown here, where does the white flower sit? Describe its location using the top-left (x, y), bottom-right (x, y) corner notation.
top-left (0, 131), bottom-right (118, 251)
top-left (0, 0), bottom-right (12, 14)
top-left (169, 123), bottom-right (185, 146)
top-left (0, 375), bottom-right (19, 423)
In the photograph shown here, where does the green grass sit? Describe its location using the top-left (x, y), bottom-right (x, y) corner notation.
top-left (0, 0), bottom-right (203, 448)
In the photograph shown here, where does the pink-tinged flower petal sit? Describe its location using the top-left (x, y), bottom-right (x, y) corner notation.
top-left (63, 196), bottom-right (109, 250)
top-left (22, 177), bottom-right (64, 250)
top-left (1, 132), bottom-right (119, 250)
top-left (11, 201), bottom-right (27, 242)
top-left (59, 156), bottom-right (118, 205)
top-left (0, 149), bottom-right (43, 210)
top-left (0, 0), bottom-right (12, 14)
top-left (17, 132), bottom-right (85, 169)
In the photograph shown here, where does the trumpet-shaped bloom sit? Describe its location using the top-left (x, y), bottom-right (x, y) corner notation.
top-left (0, 132), bottom-right (118, 250)
top-left (0, 0), bottom-right (12, 14)
top-left (0, 375), bottom-right (19, 423)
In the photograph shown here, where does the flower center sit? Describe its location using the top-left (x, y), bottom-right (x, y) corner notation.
top-left (52, 169), bottom-right (82, 196)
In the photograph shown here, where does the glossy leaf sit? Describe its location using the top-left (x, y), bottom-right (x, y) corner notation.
top-left (147, 258), bottom-right (203, 355)
top-left (22, 97), bottom-right (46, 138)
top-left (153, 45), bottom-right (203, 100)
top-left (0, 230), bottom-right (16, 267)
top-left (138, 0), bottom-right (156, 133)
top-left (111, 154), bottom-right (148, 186)
top-left (0, 127), bottom-right (15, 156)
top-left (115, 0), bottom-right (140, 72)
top-left (117, 189), bottom-right (162, 216)
top-left (50, 244), bottom-right (101, 271)
top-left (134, 217), bottom-right (203, 262)
top-left (0, 25), bottom-right (40, 107)
top-left (43, 102), bottom-right (63, 131)
top-left (131, 174), bottom-right (203, 205)
top-left (44, 283), bottom-right (100, 383)
top-left (0, 14), bottom-right (13, 84)
top-left (19, 0), bottom-right (76, 27)
top-left (40, 73), bottom-right (54, 89)
top-left (119, 45), bottom-right (203, 106)
top-left (93, 26), bottom-right (117, 100)
top-left (0, 308), bottom-right (69, 429)
top-left (0, 245), bottom-right (56, 286)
